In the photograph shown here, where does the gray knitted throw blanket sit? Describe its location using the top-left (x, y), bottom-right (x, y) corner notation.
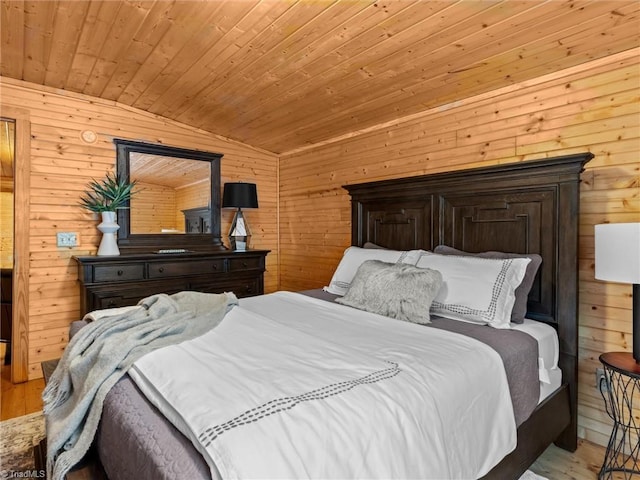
top-left (42, 290), bottom-right (238, 480)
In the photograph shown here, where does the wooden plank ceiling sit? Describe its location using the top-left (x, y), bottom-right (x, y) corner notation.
top-left (1, 0), bottom-right (639, 154)
top-left (131, 153), bottom-right (210, 189)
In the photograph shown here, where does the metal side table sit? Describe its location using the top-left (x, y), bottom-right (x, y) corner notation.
top-left (599, 352), bottom-right (640, 479)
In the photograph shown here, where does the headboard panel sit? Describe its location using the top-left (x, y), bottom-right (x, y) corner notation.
top-left (345, 153), bottom-right (593, 450)
top-left (440, 189), bottom-right (554, 322)
top-left (362, 200), bottom-right (431, 250)
top-left (345, 153), bottom-right (592, 329)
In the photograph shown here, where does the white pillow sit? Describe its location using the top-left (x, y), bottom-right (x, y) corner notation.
top-left (324, 246), bottom-right (423, 296)
top-left (415, 251), bottom-right (530, 329)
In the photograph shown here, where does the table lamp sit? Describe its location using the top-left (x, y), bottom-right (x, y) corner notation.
top-left (595, 223), bottom-right (640, 362)
top-left (222, 182), bottom-right (258, 251)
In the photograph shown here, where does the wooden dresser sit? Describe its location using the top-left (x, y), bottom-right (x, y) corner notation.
top-left (74, 250), bottom-right (269, 316)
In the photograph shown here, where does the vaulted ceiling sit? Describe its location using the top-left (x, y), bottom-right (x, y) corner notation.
top-left (1, 0), bottom-right (639, 154)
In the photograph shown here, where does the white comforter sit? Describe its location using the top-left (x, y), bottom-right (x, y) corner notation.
top-left (130, 291), bottom-right (516, 479)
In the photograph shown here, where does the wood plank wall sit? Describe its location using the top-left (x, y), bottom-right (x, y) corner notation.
top-left (0, 77), bottom-right (279, 380)
top-left (131, 182), bottom-right (178, 234)
top-left (176, 180), bottom-right (210, 230)
top-left (279, 48), bottom-right (640, 449)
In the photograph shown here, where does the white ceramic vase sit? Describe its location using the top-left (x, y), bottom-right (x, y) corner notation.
top-left (97, 211), bottom-right (120, 256)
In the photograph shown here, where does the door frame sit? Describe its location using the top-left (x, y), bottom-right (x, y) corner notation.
top-left (2, 105), bottom-right (30, 383)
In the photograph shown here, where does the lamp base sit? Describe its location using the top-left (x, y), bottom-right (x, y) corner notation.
top-left (633, 284), bottom-right (639, 363)
top-left (229, 235), bottom-right (251, 251)
top-left (228, 208), bottom-right (252, 251)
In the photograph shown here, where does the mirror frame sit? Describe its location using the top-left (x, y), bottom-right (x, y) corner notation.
top-left (115, 139), bottom-right (225, 253)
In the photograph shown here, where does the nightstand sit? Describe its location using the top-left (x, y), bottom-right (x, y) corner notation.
top-left (598, 352), bottom-right (640, 479)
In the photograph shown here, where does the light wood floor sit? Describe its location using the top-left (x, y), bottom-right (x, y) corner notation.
top-left (531, 441), bottom-right (612, 479)
top-left (0, 345), bottom-right (610, 479)
top-left (0, 351), bottom-right (44, 420)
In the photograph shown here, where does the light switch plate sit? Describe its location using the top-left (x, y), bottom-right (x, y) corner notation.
top-left (57, 232), bottom-right (78, 247)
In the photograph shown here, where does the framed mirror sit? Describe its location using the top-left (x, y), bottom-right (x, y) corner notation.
top-left (115, 139), bottom-right (225, 252)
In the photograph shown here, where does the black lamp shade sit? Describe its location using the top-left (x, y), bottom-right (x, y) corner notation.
top-left (222, 182), bottom-right (258, 209)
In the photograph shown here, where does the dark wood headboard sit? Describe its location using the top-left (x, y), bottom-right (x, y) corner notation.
top-left (344, 152), bottom-right (593, 451)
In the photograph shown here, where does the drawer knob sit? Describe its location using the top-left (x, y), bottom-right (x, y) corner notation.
top-left (158, 267), bottom-right (164, 273)
top-left (242, 261), bottom-right (248, 267)
top-left (108, 300), bottom-right (116, 307)
top-left (246, 286), bottom-right (253, 293)
top-left (117, 270), bottom-right (124, 276)
top-left (212, 264), bottom-right (218, 270)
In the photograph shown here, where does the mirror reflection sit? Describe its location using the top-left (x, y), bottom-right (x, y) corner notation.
top-left (115, 138), bottom-right (224, 252)
top-left (129, 153), bottom-right (211, 234)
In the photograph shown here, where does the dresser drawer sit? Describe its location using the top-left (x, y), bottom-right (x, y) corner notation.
top-left (94, 264), bottom-right (145, 283)
top-left (228, 257), bottom-right (263, 272)
top-left (190, 276), bottom-right (262, 298)
top-left (231, 277), bottom-right (261, 297)
top-left (99, 296), bottom-right (128, 309)
top-left (148, 259), bottom-right (226, 278)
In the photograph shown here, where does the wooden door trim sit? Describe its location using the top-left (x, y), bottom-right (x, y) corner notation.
top-left (2, 105), bottom-right (30, 383)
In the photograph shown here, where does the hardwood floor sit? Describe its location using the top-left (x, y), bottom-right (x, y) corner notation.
top-left (0, 342), bottom-right (610, 479)
top-left (0, 347), bottom-right (44, 420)
top-left (531, 441), bottom-right (611, 479)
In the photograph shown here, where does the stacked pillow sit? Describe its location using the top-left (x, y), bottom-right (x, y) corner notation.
top-left (326, 243), bottom-right (542, 328)
top-left (414, 251), bottom-right (531, 329)
top-left (433, 245), bottom-right (542, 324)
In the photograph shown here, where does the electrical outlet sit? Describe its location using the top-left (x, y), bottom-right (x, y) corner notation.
top-left (596, 368), bottom-right (609, 393)
top-left (57, 232), bottom-right (78, 247)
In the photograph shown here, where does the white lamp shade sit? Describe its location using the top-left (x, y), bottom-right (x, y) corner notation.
top-left (595, 223), bottom-right (640, 284)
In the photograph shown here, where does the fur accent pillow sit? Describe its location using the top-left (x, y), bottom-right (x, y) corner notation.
top-left (324, 246), bottom-right (423, 296)
top-left (336, 260), bottom-right (443, 324)
top-left (433, 245), bottom-right (542, 324)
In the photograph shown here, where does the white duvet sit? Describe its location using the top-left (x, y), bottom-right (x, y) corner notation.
top-left (130, 291), bottom-right (517, 479)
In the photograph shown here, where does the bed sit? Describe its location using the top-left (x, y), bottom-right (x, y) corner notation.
top-left (340, 152), bottom-right (593, 477)
top-left (58, 152), bottom-right (592, 479)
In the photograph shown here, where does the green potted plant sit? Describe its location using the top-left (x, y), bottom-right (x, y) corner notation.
top-left (80, 172), bottom-right (138, 256)
top-left (79, 172), bottom-right (138, 213)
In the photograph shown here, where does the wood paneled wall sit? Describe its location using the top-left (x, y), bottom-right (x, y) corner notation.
top-left (176, 180), bottom-right (210, 231)
top-left (0, 78), bottom-right (279, 379)
top-left (131, 182), bottom-right (177, 234)
top-left (279, 48), bottom-right (640, 449)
